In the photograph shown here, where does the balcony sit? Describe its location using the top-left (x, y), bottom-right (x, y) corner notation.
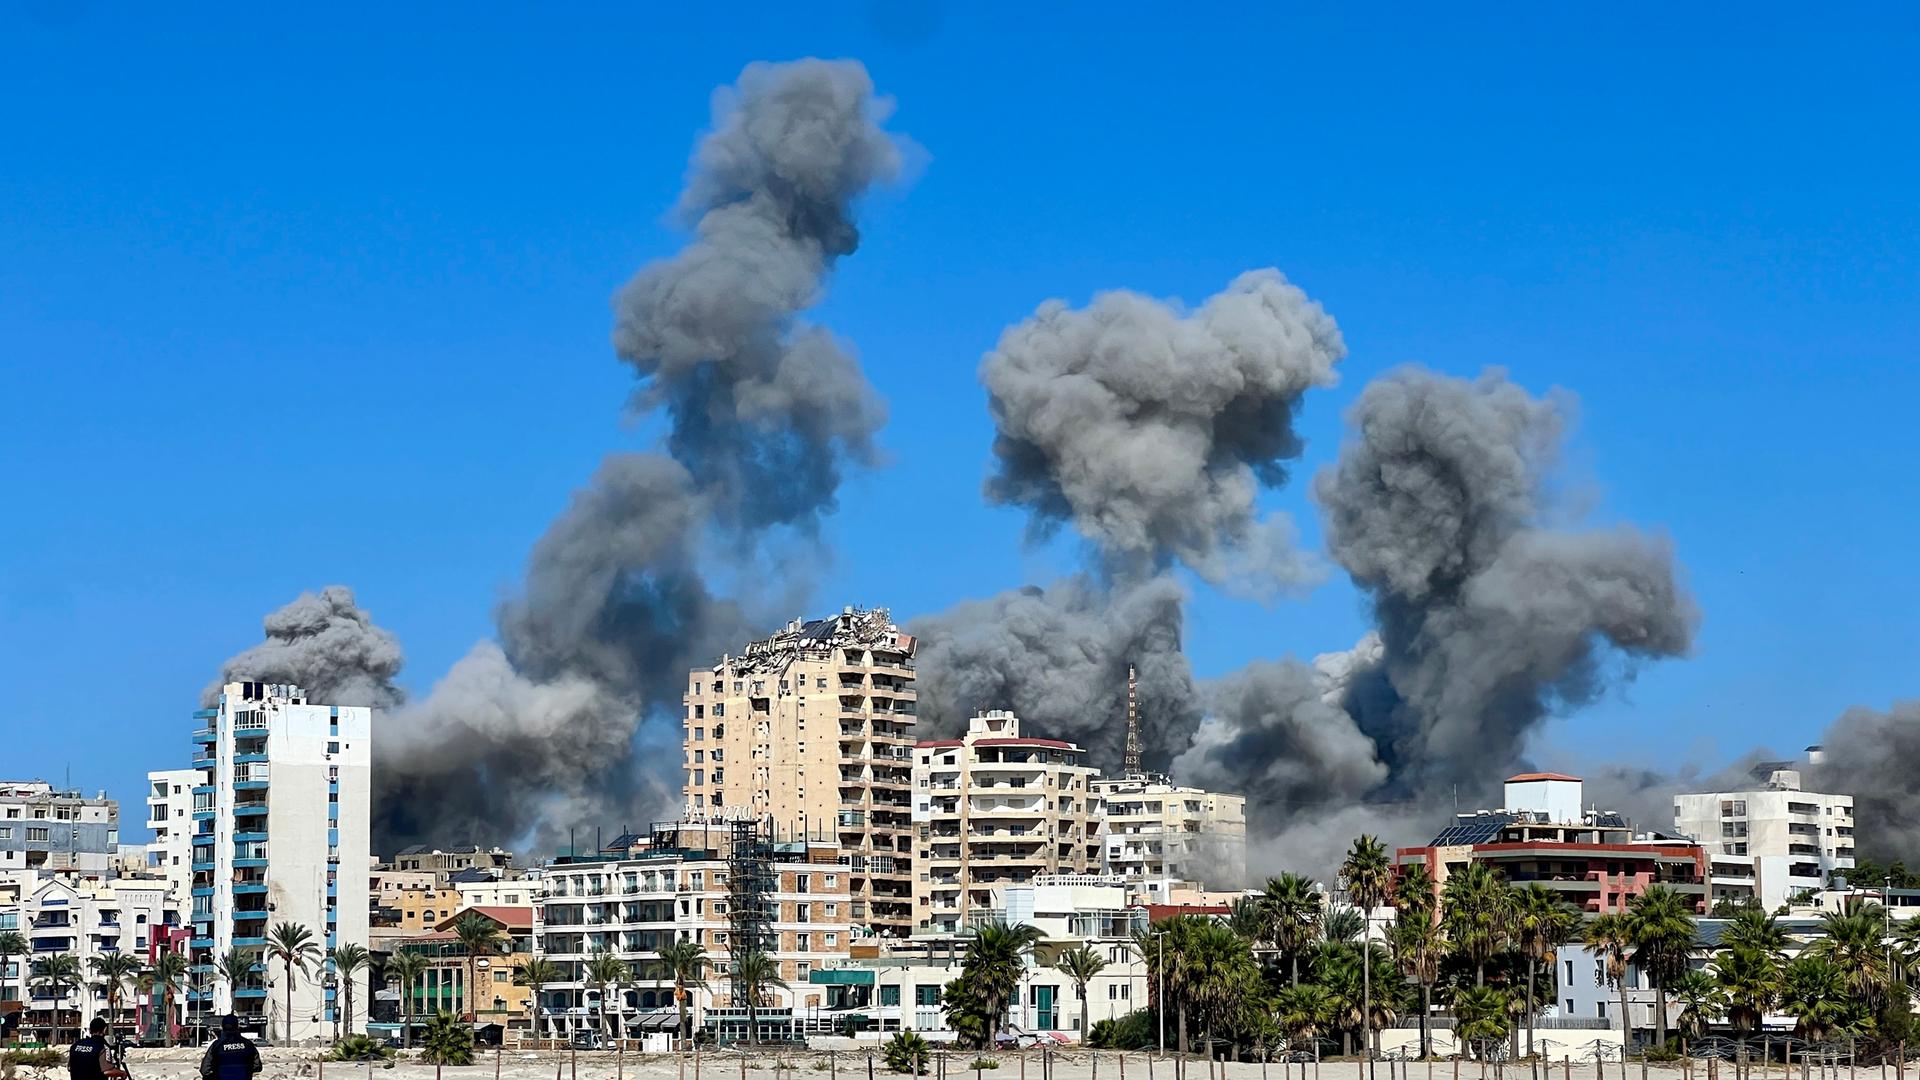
top-left (234, 803), bottom-right (269, 817)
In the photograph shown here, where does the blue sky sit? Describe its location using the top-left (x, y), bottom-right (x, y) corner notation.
top-left (4, 5), bottom-right (1918, 836)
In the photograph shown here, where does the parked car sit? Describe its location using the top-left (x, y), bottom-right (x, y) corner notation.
top-left (571, 1031), bottom-right (607, 1051)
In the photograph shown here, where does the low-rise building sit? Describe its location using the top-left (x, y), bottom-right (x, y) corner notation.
top-left (456, 870), bottom-right (545, 910)
top-left (7, 876), bottom-right (178, 1042)
top-left (0, 780), bottom-right (121, 881)
top-left (1396, 773), bottom-right (1708, 914)
top-left (388, 845), bottom-right (517, 883)
top-left (1093, 774), bottom-right (1246, 897)
top-left (535, 821), bottom-right (852, 1043)
top-left (912, 711), bottom-right (1103, 934)
top-left (1672, 750), bottom-right (1854, 912)
top-left (377, 906), bottom-right (536, 1041)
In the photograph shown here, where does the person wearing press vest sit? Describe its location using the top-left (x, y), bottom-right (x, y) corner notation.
top-left (70, 1017), bottom-right (115, 1080)
top-left (199, 1015), bottom-right (262, 1080)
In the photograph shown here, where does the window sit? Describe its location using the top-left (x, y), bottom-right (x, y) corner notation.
top-left (1564, 960), bottom-right (1574, 983)
top-left (326, 741), bottom-right (339, 754)
top-left (824, 933), bottom-right (837, 947)
top-left (797, 933), bottom-right (811, 951)
top-left (916, 986), bottom-right (941, 1006)
top-left (880, 986), bottom-right (900, 1006)
top-left (26, 827), bottom-right (49, 843)
top-left (1597, 1001), bottom-right (1607, 1018)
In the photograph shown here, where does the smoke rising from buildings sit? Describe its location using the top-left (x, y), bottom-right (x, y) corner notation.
top-left (213, 59), bottom-right (905, 850)
top-left (207, 586), bottom-right (404, 709)
top-left (910, 575), bottom-right (1198, 772)
top-left (612, 58), bottom-right (899, 531)
top-left (980, 269), bottom-right (1343, 595)
top-left (1815, 702), bottom-right (1920, 859)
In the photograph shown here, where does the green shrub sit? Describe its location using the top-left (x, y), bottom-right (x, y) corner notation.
top-left (883, 1032), bottom-right (931, 1075)
top-left (1086, 1010), bottom-right (1154, 1050)
top-left (420, 1010), bottom-right (475, 1066)
top-left (2, 1049), bottom-right (66, 1069)
top-left (1640, 1044), bottom-right (1681, 1063)
top-left (966, 1059), bottom-right (1000, 1071)
top-left (328, 1035), bottom-right (396, 1062)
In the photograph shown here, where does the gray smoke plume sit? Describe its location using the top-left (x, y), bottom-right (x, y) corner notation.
top-left (910, 575), bottom-right (1198, 772)
top-left (981, 269), bottom-right (1343, 594)
top-left (1171, 367), bottom-right (1697, 862)
top-left (612, 58), bottom-right (900, 531)
top-left (216, 59), bottom-right (905, 851)
top-left (1813, 702), bottom-right (1920, 859)
top-left (206, 586), bottom-right (404, 709)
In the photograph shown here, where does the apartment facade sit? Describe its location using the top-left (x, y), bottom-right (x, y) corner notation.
top-left (389, 845), bottom-right (516, 882)
top-left (0, 780), bottom-right (121, 881)
top-left (683, 608), bottom-right (918, 935)
top-left (1093, 774), bottom-right (1247, 896)
top-left (534, 823), bottom-right (851, 1042)
top-left (188, 681), bottom-right (372, 1040)
top-left (1396, 773), bottom-right (1709, 914)
top-left (7, 876), bottom-right (176, 1041)
top-left (912, 712), bottom-right (1103, 934)
top-left (1673, 752), bottom-right (1855, 911)
top-left (146, 769), bottom-right (199, 920)
top-left (381, 907), bottom-right (536, 1038)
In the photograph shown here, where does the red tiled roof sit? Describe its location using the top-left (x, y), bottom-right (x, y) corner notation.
top-left (435, 905), bottom-right (534, 932)
top-left (1506, 772), bottom-right (1581, 783)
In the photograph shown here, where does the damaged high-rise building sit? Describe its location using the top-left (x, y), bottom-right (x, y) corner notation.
top-left (682, 607), bottom-right (918, 936)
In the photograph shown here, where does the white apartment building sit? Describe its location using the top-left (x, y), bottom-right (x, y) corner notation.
top-left (146, 769), bottom-right (199, 920)
top-left (1672, 750), bottom-right (1854, 912)
top-left (912, 711), bottom-right (1103, 934)
top-left (456, 870), bottom-right (544, 910)
top-left (809, 876), bottom-right (1148, 1040)
top-left (0, 780), bottom-right (121, 882)
top-left (6, 876), bottom-right (177, 1041)
top-left (535, 823), bottom-right (852, 1043)
top-left (189, 681), bottom-right (372, 1040)
top-left (1093, 774), bottom-right (1247, 897)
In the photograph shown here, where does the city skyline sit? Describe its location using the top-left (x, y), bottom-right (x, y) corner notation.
top-left (5, 9), bottom-right (1920, 861)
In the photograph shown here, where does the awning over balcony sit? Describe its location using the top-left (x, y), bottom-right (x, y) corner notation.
top-left (808, 970), bottom-right (876, 986)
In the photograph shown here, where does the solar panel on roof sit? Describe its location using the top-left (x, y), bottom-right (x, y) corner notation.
top-left (1428, 811), bottom-right (1518, 846)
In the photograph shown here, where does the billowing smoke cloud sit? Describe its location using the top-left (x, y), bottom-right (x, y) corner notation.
top-left (612, 58), bottom-right (899, 531)
top-left (1168, 368), bottom-right (1698, 865)
top-left (214, 59), bottom-right (905, 851)
top-left (910, 575), bottom-right (1197, 771)
top-left (980, 269), bottom-right (1343, 594)
top-left (1813, 703), bottom-right (1920, 859)
top-left (207, 586), bottom-right (404, 709)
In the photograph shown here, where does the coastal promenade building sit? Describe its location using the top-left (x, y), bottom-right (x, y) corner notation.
top-left (1396, 772), bottom-right (1708, 914)
top-left (683, 608), bottom-right (918, 935)
top-left (186, 681), bottom-right (372, 1039)
top-left (1672, 750), bottom-right (1854, 911)
top-left (1093, 774), bottom-right (1247, 898)
top-left (911, 711), bottom-right (1103, 934)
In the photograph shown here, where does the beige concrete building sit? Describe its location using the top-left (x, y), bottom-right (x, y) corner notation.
top-left (535, 823), bottom-right (852, 1042)
top-left (1093, 774), bottom-right (1247, 897)
top-left (683, 608), bottom-right (917, 935)
top-left (912, 711), bottom-right (1103, 934)
top-left (1673, 750), bottom-right (1855, 911)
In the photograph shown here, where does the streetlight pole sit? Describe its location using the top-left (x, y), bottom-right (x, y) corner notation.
top-left (1156, 933), bottom-right (1165, 1056)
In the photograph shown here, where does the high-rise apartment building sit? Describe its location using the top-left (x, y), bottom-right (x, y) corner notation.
top-left (1093, 774), bottom-right (1248, 896)
top-left (911, 711), bottom-right (1103, 934)
top-left (683, 608), bottom-right (917, 935)
top-left (0, 780), bottom-right (121, 882)
top-left (146, 769), bottom-right (199, 917)
top-left (189, 681), bottom-right (372, 1039)
top-left (1673, 750), bottom-right (1855, 911)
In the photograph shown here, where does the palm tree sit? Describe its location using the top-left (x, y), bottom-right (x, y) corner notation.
top-left (1810, 902), bottom-right (1890, 1012)
top-left (328, 944), bottom-right (371, 1038)
top-left (1227, 897), bottom-right (1268, 944)
top-left (1712, 945), bottom-right (1779, 1038)
top-left (218, 948), bottom-right (262, 1007)
top-left (514, 957), bottom-right (566, 1042)
top-left (30, 953), bottom-right (83, 1045)
top-left (90, 952), bottom-right (143, 1031)
top-left (1670, 970), bottom-right (1726, 1055)
top-left (1626, 885), bottom-right (1698, 1048)
top-left (1053, 946), bottom-right (1107, 1042)
top-left (1453, 986), bottom-right (1511, 1061)
top-left (383, 950), bottom-right (431, 1050)
top-left (452, 914), bottom-right (508, 1022)
top-left (1721, 908), bottom-right (1789, 960)
top-left (1341, 836), bottom-right (1393, 1063)
top-left (149, 950), bottom-right (192, 1046)
top-left (1779, 956), bottom-right (1848, 1042)
top-left (1261, 874), bottom-right (1324, 987)
top-left (1390, 905), bottom-right (1443, 1060)
top-left (1514, 884), bottom-right (1579, 1058)
top-left (1584, 913), bottom-right (1634, 1044)
top-left (0, 931), bottom-right (26, 1028)
top-left (1183, 922), bottom-right (1260, 1060)
top-left (1442, 864), bottom-right (1512, 987)
top-left (732, 950), bottom-right (789, 1046)
top-left (656, 939), bottom-right (708, 1048)
top-left (267, 922), bottom-right (321, 1046)
top-left (1274, 983), bottom-right (1337, 1053)
top-left (584, 949), bottom-right (629, 1040)
top-left (1321, 908), bottom-right (1365, 946)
